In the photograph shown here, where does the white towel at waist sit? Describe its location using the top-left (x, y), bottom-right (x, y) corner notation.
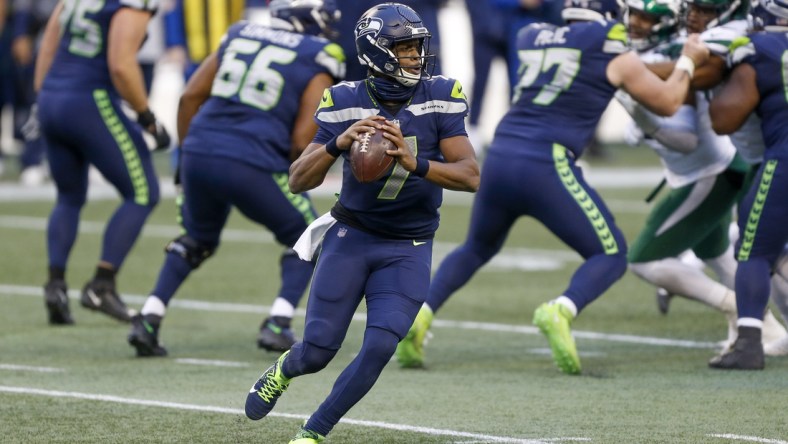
top-left (293, 212), bottom-right (337, 261)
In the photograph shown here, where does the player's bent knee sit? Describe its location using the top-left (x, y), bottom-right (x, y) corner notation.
top-left (606, 252), bottom-right (629, 279)
top-left (290, 341), bottom-right (336, 374)
top-left (362, 327), bottom-right (400, 359)
top-left (164, 235), bottom-right (215, 269)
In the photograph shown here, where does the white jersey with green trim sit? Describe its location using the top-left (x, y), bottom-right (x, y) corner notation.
top-left (623, 44), bottom-right (735, 188)
top-left (700, 19), bottom-right (747, 57)
top-left (729, 114), bottom-right (765, 165)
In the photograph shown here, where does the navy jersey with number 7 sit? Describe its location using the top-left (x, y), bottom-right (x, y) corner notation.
top-left (312, 76), bottom-right (469, 239)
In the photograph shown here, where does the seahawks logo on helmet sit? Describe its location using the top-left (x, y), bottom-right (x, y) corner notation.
top-left (355, 17), bottom-right (383, 38)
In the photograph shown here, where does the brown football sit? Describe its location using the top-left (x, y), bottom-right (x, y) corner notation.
top-left (349, 129), bottom-right (395, 183)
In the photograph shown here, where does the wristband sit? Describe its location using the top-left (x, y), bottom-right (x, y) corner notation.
top-left (412, 157), bottom-right (430, 177)
top-left (324, 136), bottom-right (342, 157)
top-left (674, 55), bottom-right (695, 80)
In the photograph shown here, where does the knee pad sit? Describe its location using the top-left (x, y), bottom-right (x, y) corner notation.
top-left (165, 235), bottom-right (215, 269)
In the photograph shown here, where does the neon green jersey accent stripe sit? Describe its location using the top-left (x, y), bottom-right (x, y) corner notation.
top-left (317, 88), bottom-right (334, 110)
top-left (451, 80), bottom-right (467, 100)
top-left (553, 144), bottom-right (618, 255)
top-left (323, 43), bottom-right (346, 62)
top-left (93, 89), bottom-right (149, 205)
top-left (607, 23), bottom-right (628, 44)
top-left (273, 172), bottom-right (316, 225)
top-left (738, 160), bottom-right (777, 261)
top-left (175, 192), bottom-right (187, 235)
top-left (729, 36), bottom-right (751, 53)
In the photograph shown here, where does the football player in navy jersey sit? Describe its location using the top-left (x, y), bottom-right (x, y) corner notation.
top-left (35, 0), bottom-right (170, 325)
top-left (707, 0), bottom-right (788, 370)
top-left (126, 0), bottom-right (345, 358)
top-left (395, 0), bottom-right (710, 374)
top-left (243, 3), bottom-right (479, 442)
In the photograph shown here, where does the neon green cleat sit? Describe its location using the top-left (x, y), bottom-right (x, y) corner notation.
top-left (395, 305), bottom-right (434, 368)
top-left (288, 426), bottom-right (325, 443)
top-left (533, 302), bottom-right (581, 375)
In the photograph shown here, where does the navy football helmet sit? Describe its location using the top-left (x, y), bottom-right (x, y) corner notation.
top-left (749, 0), bottom-right (788, 29)
top-left (562, 0), bottom-right (626, 22)
top-left (268, 0), bottom-right (341, 39)
top-left (354, 2), bottom-right (435, 86)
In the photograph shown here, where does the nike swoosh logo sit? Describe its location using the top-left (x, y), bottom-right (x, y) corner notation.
top-left (85, 289), bottom-right (102, 307)
top-left (413, 240), bottom-right (427, 246)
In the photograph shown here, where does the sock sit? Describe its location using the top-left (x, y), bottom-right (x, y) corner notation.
top-left (270, 297), bottom-right (295, 319)
top-left (141, 296), bottom-right (167, 317)
top-left (738, 318), bottom-right (764, 329)
top-left (555, 295), bottom-right (578, 318)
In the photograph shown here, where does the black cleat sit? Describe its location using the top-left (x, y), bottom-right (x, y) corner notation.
top-left (44, 279), bottom-right (74, 325)
top-left (656, 287), bottom-right (673, 315)
top-left (257, 317), bottom-right (296, 352)
top-left (80, 279), bottom-right (135, 322)
top-left (128, 314), bottom-right (167, 357)
top-left (709, 327), bottom-right (764, 370)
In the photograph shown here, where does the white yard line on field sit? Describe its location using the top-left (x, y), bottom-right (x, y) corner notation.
top-left (0, 284), bottom-right (718, 349)
top-left (0, 215), bottom-right (580, 272)
top-left (0, 385), bottom-right (586, 444)
top-left (0, 168), bottom-right (663, 202)
top-left (174, 358), bottom-right (250, 368)
top-left (0, 364), bottom-right (65, 373)
top-left (707, 434), bottom-right (788, 444)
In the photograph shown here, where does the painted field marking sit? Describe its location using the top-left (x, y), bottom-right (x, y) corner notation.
top-left (0, 215), bottom-right (580, 272)
top-left (0, 284), bottom-right (718, 350)
top-left (0, 385), bottom-right (587, 444)
top-left (0, 364), bottom-right (65, 373)
top-left (174, 358), bottom-right (250, 368)
top-left (708, 434), bottom-right (788, 444)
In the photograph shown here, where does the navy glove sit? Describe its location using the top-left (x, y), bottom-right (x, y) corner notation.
top-left (137, 108), bottom-right (171, 151)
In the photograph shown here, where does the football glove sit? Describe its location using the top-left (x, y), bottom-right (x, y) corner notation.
top-left (137, 108), bottom-right (171, 151)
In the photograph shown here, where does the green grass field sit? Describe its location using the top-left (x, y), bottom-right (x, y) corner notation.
top-left (1, 149), bottom-right (787, 443)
